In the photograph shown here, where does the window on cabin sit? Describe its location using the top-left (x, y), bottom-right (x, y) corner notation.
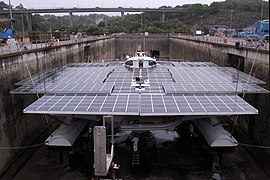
top-left (125, 60), bottom-right (133, 66)
top-left (149, 60), bottom-right (157, 66)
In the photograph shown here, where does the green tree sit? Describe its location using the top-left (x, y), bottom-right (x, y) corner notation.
top-left (98, 21), bottom-right (106, 28)
top-left (86, 24), bottom-right (99, 35)
top-left (0, 1), bottom-right (9, 10)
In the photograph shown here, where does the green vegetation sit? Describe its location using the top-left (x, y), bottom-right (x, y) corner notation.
top-left (0, 0), bottom-right (269, 35)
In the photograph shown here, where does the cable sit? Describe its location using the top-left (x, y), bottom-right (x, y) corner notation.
top-left (40, 52), bottom-right (53, 135)
top-left (49, 115), bottom-right (70, 126)
top-left (23, 50), bottom-right (52, 135)
top-left (238, 142), bottom-right (270, 149)
top-left (242, 45), bottom-right (260, 99)
top-left (0, 142), bottom-right (45, 150)
top-left (24, 61), bottom-right (40, 99)
top-left (230, 57), bottom-right (243, 136)
top-left (42, 55), bottom-right (47, 96)
top-left (230, 46), bottom-right (260, 136)
top-left (234, 57), bottom-right (242, 96)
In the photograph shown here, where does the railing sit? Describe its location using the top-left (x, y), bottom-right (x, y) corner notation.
top-left (172, 35), bottom-right (269, 51)
top-left (0, 35), bottom-right (111, 56)
top-left (1, 34), bottom-right (268, 56)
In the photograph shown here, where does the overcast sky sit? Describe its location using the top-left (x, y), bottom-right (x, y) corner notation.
top-left (5, 0), bottom-right (224, 9)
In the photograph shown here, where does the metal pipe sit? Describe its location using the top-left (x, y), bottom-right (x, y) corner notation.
top-left (111, 117), bottom-right (114, 145)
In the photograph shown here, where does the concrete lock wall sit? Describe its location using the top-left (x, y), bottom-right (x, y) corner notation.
top-left (85, 38), bottom-right (115, 62)
top-left (115, 35), bottom-right (170, 60)
top-left (242, 56), bottom-right (269, 145)
top-left (169, 37), bottom-right (229, 66)
top-left (0, 38), bottom-right (115, 175)
top-left (169, 37), bottom-right (269, 148)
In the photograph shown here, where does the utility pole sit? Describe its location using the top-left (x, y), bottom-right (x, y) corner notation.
top-left (260, 0), bottom-right (264, 21)
top-left (21, 9), bottom-right (24, 39)
top-left (49, 16), bottom-right (52, 39)
top-left (9, 0), bottom-right (14, 29)
top-left (141, 13), bottom-right (143, 32)
top-left (230, 10), bottom-right (234, 29)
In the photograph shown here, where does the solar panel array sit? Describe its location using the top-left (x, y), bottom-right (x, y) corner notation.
top-left (171, 62), bottom-right (218, 67)
top-left (148, 68), bottom-right (174, 83)
top-left (15, 66), bottom-right (115, 86)
top-left (12, 61), bottom-right (268, 116)
top-left (163, 82), bottom-right (269, 94)
top-left (221, 67), bottom-right (266, 84)
top-left (140, 94), bottom-right (257, 116)
top-left (11, 82), bottom-right (115, 94)
top-left (15, 67), bottom-right (64, 86)
top-left (24, 94), bottom-right (139, 115)
top-left (112, 84), bottom-right (164, 93)
top-left (24, 94), bottom-right (257, 116)
top-left (167, 65), bottom-right (265, 84)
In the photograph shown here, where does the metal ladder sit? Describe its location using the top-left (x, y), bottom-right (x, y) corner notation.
top-left (132, 151), bottom-right (140, 165)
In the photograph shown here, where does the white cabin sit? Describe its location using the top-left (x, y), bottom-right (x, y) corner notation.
top-left (125, 51), bottom-right (157, 69)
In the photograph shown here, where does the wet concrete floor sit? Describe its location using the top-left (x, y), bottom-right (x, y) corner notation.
top-left (13, 130), bottom-right (270, 180)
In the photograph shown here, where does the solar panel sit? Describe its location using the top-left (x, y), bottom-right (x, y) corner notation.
top-left (140, 94), bottom-right (258, 116)
top-left (11, 82), bottom-right (115, 94)
top-left (15, 67), bottom-right (64, 86)
top-left (221, 67), bottom-right (266, 84)
top-left (171, 62), bottom-right (218, 67)
top-left (14, 61), bottom-right (267, 117)
top-left (15, 64), bottom-right (116, 86)
top-left (167, 66), bottom-right (266, 84)
top-left (24, 94), bottom-right (257, 116)
top-left (163, 82), bottom-right (269, 94)
top-left (24, 94), bottom-right (140, 115)
top-left (112, 84), bottom-right (164, 93)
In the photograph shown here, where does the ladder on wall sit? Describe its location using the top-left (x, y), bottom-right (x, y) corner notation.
top-left (132, 151), bottom-right (140, 166)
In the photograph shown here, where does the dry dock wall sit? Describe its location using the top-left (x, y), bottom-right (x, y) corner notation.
top-left (170, 37), bottom-right (269, 83)
top-left (169, 37), bottom-right (229, 66)
top-left (0, 38), bottom-right (115, 176)
top-left (115, 35), bottom-right (170, 60)
top-left (169, 37), bottom-right (270, 147)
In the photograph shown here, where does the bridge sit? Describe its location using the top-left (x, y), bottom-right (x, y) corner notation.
top-left (0, 7), bottom-right (186, 14)
top-left (0, 7), bottom-right (186, 30)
